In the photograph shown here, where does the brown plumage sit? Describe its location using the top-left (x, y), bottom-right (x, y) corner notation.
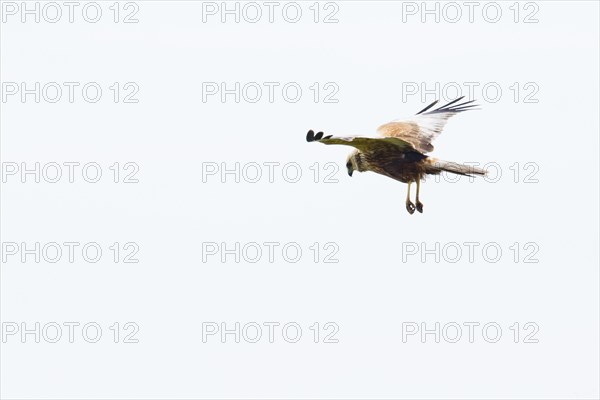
top-left (306, 97), bottom-right (486, 214)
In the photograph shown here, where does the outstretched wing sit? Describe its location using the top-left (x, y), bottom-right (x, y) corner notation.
top-left (376, 97), bottom-right (479, 153)
top-left (306, 129), bottom-right (414, 153)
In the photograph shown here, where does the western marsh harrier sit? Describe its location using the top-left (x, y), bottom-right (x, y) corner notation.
top-left (307, 97), bottom-right (486, 214)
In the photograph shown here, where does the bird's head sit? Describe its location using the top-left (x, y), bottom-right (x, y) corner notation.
top-left (346, 151), bottom-right (365, 177)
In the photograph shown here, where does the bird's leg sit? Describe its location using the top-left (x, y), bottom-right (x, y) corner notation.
top-left (416, 177), bottom-right (424, 213)
top-left (405, 182), bottom-right (415, 214)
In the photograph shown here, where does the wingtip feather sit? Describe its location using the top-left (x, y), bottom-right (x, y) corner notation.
top-left (438, 96), bottom-right (465, 109)
top-left (416, 100), bottom-right (439, 115)
top-left (422, 98), bottom-right (480, 114)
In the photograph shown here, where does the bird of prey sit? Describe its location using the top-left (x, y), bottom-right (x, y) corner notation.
top-left (306, 97), bottom-right (486, 214)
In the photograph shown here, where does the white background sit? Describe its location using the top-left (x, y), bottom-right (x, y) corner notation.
top-left (1, 1), bottom-right (599, 399)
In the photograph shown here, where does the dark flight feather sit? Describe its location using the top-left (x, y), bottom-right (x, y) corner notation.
top-left (416, 100), bottom-right (439, 115)
top-left (423, 98), bottom-right (478, 115)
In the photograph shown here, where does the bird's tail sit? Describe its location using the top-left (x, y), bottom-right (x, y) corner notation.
top-left (426, 158), bottom-right (486, 176)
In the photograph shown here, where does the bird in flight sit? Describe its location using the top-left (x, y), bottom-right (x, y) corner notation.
top-left (307, 97), bottom-right (486, 214)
